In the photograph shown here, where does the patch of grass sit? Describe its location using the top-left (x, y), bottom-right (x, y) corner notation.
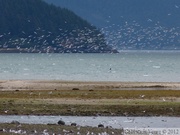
top-left (0, 90), bottom-right (180, 99)
top-left (0, 99), bottom-right (179, 116)
top-left (0, 90), bottom-right (180, 116)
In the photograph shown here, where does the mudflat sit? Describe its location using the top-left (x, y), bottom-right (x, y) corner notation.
top-left (0, 80), bottom-right (180, 116)
top-left (1, 80), bottom-right (180, 91)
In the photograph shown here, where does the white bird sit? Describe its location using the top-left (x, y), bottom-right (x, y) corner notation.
top-left (175, 5), bottom-right (179, 8)
top-left (140, 95), bottom-right (145, 98)
top-left (48, 91), bottom-right (52, 94)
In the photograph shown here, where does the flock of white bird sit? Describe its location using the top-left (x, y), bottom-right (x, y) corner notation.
top-left (0, 25), bottom-right (108, 53)
top-left (1, 14), bottom-right (180, 52)
top-left (101, 21), bottom-right (180, 50)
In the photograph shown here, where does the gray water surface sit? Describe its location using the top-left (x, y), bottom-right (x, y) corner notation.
top-left (0, 115), bottom-right (180, 129)
top-left (0, 51), bottom-right (180, 82)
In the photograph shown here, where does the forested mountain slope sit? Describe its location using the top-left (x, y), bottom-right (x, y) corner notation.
top-left (0, 0), bottom-right (117, 53)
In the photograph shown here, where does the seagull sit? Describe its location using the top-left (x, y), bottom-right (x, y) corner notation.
top-left (175, 5), bottom-right (179, 8)
top-left (48, 91), bottom-right (52, 94)
top-left (140, 95), bottom-right (145, 98)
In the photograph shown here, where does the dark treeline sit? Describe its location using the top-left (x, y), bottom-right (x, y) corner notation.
top-left (0, 0), bottom-right (117, 53)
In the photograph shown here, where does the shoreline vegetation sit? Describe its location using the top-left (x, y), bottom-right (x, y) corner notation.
top-left (0, 80), bottom-right (180, 134)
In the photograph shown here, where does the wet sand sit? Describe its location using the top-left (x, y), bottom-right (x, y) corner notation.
top-left (1, 80), bottom-right (180, 91)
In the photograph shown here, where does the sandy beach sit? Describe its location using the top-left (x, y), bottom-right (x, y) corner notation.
top-left (1, 80), bottom-right (180, 91)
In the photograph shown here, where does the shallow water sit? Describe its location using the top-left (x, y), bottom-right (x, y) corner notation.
top-left (0, 115), bottom-right (180, 129)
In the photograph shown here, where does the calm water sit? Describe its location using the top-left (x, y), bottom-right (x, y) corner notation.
top-left (0, 115), bottom-right (180, 128)
top-left (0, 51), bottom-right (180, 82)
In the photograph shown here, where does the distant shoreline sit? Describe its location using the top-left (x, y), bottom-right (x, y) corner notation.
top-left (0, 48), bottom-right (119, 53)
top-left (1, 48), bottom-right (180, 53)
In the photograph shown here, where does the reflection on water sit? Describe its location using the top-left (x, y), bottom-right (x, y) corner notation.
top-left (0, 115), bottom-right (180, 129)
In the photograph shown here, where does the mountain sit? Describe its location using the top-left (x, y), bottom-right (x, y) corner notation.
top-left (0, 0), bottom-right (117, 53)
top-left (44, 0), bottom-right (180, 50)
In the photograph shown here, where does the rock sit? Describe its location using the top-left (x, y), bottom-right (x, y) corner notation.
top-left (11, 120), bottom-right (20, 124)
top-left (69, 130), bottom-right (74, 133)
top-left (57, 120), bottom-right (65, 125)
top-left (71, 123), bottom-right (77, 126)
top-left (47, 123), bottom-right (56, 125)
top-left (98, 124), bottom-right (104, 128)
top-left (72, 88), bottom-right (79, 90)
top-left (106, 126), bottom-right (112, 129)
top-left (96, 113), bottom-right (102, 116)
